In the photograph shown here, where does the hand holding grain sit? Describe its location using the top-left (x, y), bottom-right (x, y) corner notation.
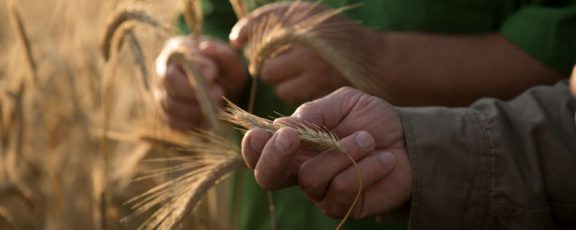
top-left (155, 36), bottom-right (247, 131)
top-left (229, 2), bottom-right (382, 103)
top-left (242, 87), bottom-right (413, 218)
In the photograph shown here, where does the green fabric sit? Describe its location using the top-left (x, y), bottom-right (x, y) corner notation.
top-left (339, 0), bottom-right (576, 75)
top-left (178, 0), bottom-right (576, 229)
top-left (500, 5), bottom-right (576, 76)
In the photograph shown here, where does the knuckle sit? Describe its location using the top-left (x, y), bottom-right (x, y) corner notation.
top-left (335, 86), bottom-right (356, 95)
top-left (165, 65), bottom-right (185, 83)
top-left (331, 176), bottom-right (355, 195)
top-left (254, 171), bottom-right (277, 191)
top-left (298, 168), bottom-right (319, 192)
top-left (259, 66), bottom-right (276, 85)
top-left (322, 204), bottom-right (347, 219)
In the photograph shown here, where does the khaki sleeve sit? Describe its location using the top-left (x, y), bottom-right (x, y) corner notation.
top-left (398, 82), bottom-right (576, 229)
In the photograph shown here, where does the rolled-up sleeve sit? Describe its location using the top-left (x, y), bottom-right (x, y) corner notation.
top-left (500, 5), bottom-right (576, 76)
top-left (398, 82), bottom-right (576, 229)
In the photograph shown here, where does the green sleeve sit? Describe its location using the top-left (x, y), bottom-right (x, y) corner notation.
top-left (500, 4), bottom-right (576, 76)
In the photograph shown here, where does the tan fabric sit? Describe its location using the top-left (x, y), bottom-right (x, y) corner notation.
top-left (398, 82), bottom-right (576, 229)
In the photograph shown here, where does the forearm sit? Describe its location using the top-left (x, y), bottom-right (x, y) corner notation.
top-left (374, 32), bottom-right (564, 106)
top-left (398, 82), bottom-right (576, 229)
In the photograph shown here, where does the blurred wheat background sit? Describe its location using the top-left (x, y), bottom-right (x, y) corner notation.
top-left (0, 0), bottom-right (370, 228)
top-left (0, 0), bottom-right (237, 229)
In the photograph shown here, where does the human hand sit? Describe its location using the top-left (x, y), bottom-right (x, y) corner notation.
top-left (570, 65), bottom-right (576, 97)
top-left (229, 2), bottom-right (381, 103)
top-left (155, 36), bottom-right (248, 131)
top-left (241, 87), bottom-right (412, 218)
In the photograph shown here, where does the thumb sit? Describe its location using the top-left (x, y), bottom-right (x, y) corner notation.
top-left (292, 87), bottom-right (365, 129)
top-left (229, 17), bottom-right (250, 48)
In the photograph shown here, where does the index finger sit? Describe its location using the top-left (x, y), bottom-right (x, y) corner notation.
top-left (253, 127), bottom-right (301, 190)
top-left (291, 87), bottom-right (364, 134)
top-left (228, 2), bottom-right (305, 48)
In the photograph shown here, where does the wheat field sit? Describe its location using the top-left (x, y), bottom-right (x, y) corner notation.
top-left (0, 0), bottom-right (369, 229)
top-left (0, 0), bottom-right (234, 229)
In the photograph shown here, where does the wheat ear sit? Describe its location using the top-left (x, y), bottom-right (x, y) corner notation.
top-left (182, 0), bottom-right (203, 37)
top-left (101, 7), bottom-right (172, 61)
top-left (122, 130), bottom-right (244, 230)
top-left (219, 98), bottom-right (345, 152)
top-left (246, 3), bottom-right (389, 99)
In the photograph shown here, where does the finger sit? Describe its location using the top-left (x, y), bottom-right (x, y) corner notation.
top-left (200, 40), bottom-right (241, 75)
top-left (292, 87), bottom-right (365, 131)
top-left (570, 65), bottom-right (576, 97)
top-left (229, 2), bottom-right (296, 48)
top-left (259, 47), bottom-right (303, 85)
top-left (166, 116), bottom-right (200, 131)
top-left (163, 62), bottom-right (194, 100)
top-left (199, 40), bottom-right (248, 92)
top-left (241, 127), bottom-right (272, 169)
top-left (274, 71), bottom-right (330, 103)
top-left (161, 83), bottom-right (224, 124)
top-left (254, 127), bottom-right (301, 190)
top-left (229, 16), bottom-right (249, 48)
top-left (164, 61), bottom-right (218, 101)
top-left (177, 54), bottom-right (219, 82)
top-left (298, 131), bottom-right (375, 201)
top-left (161, 96), bottom-right (201, 122)
top-left (317, 151), bottom-right (397, 218)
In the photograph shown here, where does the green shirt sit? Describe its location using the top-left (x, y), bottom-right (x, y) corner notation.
top-left (180, 0), bottom-right (576, 229)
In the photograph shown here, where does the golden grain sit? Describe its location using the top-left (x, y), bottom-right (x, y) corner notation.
top-left (101, 7), bottom-right (172, 61)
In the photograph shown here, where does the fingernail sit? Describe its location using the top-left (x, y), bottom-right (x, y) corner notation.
top-left (378, 151), bottom-right (396, 168)
top-left (274, 130), bottom-right (293, 154)
top-left (229, 26), bottom-right (240, 42)
top-left (229, 19), bottom-right (246, 47)
top-left (355, 131), bottom-right (374, 151)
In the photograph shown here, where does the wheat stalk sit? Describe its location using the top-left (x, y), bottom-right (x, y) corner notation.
top-left (8, 1), bottom-right (37, 88)
top-left (182, 0), bottom-right (203, 37)
top-left (125, 30), bottom-right (151, 90)
top-left (6, 1), bottom-right (33, 170)
top-left (229, 0), bottom-right (252, 19)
